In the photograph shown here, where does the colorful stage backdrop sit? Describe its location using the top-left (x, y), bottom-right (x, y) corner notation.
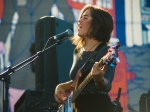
top-left (0, 0), bottom-right (150, 112)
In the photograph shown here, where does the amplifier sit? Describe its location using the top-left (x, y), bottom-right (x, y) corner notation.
top-left (139, 90), bottom-right (150, 112)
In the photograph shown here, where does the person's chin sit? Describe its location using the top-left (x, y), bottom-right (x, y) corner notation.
top-left (77, 32), bottom-right (82, 37)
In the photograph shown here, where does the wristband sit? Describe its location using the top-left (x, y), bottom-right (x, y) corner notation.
top-left (95, 78), bottom-right (104, 85)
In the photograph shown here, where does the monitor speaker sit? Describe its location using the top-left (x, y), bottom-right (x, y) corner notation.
top-left (14, 90), bottom-right (44, 112)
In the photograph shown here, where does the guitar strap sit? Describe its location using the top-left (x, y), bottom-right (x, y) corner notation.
top-left (80, 42), bottom-right (107, 79)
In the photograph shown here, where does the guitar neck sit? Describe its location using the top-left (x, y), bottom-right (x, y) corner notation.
top-left (72, 72), bottom-right (92, 102)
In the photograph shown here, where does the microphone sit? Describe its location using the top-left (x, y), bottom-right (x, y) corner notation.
top-left (42, 29), bottom-right (73, 51)
top-left (53, 29), bottom-right (73, 40)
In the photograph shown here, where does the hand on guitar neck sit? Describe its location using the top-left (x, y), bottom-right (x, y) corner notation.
top-left (91, 63), bottom-right (108, 89)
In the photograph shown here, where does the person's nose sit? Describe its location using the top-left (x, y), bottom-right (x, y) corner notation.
top-left (78, 18), bottom-right (83, 23)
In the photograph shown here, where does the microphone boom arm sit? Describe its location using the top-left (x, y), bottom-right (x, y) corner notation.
top-left (0, 34), bottom-right (65, 112)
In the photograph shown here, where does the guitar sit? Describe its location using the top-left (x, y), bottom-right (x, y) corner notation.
top-left (58, 41), bottom-right (120, 112)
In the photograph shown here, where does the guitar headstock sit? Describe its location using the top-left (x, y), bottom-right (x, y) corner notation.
top-left (110, 40), bottom-right (121, 62)
top-left (101, 40), bottom-right (121, 66)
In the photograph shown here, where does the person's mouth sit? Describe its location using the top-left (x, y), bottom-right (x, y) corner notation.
top-left (78, 24), bottom-right (82, 29)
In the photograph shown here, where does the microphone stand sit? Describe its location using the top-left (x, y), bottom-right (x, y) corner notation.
top-left (0, 38), bottom-right (63, 112)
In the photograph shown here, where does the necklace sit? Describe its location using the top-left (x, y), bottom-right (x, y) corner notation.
top-left (80, 42), bottom-right (99, 60)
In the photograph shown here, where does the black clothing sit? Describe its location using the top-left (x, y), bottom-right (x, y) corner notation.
top-left (69, 43), bottom-right (116, 112)
top-left (76, 93), bottom-right (114, 112)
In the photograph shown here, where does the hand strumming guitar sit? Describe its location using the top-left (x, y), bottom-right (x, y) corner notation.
top-left (54, 81), bottom-right (72, 104)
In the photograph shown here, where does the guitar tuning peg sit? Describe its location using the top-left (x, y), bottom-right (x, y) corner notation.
top-left (112, 46), bottom-right (115, 49)
top-left (116, 57), bottom-right (120, 63)
top-left (108, 49), bottom-right (112, 52)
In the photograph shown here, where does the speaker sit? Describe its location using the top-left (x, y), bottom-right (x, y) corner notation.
top-left (0, 81), bottom-right (3, 112)
top-left (35, 16), bottom-right (74, 103)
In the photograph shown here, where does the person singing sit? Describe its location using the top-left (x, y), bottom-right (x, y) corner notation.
top-left (54, 4), bottom-right (116, 112)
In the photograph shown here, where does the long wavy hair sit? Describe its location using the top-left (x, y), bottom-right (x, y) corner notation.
top-left (71, 4), bottom-right (114, 51)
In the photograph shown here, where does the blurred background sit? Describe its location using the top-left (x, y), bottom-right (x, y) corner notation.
top-left (0, 0), bottom-right (150, 112)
